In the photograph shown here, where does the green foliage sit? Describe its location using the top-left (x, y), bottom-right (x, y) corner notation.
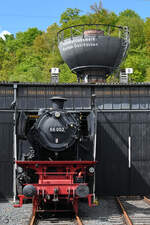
top-left (144, 18), bottom-right (150, 52)
top-left (89, 1), bottom-right (118, 26)
top-left (33, 23), bottom-right (59, 56)
top-left (121, 48), bottom-right (150, 82)
top-left (117, 9), bottom-right (145, 49)
top-left (0, 39), bottom-right (5, 69)
top-left (59, 63), bottom-right (77, 83)
top-left (145, 68), bottom-right (150, 82)
top-left (0, 2), bottom-right (149, 83)
top-left (16, 28), bottom-right (42, 47)
top-left (9, 55), bottom-right (44, 82)
top-left (119, 9), bottom-right (141, 18)
top-left (124, 54), bottom-right (145, 82)
top-left (60, 8), bottom-right (81, 24)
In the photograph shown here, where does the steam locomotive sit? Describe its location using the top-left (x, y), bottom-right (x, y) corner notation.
top-left (14, 24), bottom-right (129, 215)
top-left (25, 97), bottom-right (80, 160)
top-left (15, 96), bottom-right (97, 215)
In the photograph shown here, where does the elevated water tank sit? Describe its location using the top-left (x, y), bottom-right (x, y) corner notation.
top-left (57, 24), bottom-right (129, 83)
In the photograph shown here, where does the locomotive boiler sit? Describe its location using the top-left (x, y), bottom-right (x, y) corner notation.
top-left (26, 96), bottom-right (80, 160)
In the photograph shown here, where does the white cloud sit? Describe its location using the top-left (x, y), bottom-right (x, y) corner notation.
top-left (0, 30), bottom-right (11, 40)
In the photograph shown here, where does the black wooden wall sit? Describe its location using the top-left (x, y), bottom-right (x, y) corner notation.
top-left (0, 112), bottom-right (13, 200)
top-left (96, 112), bottom-right (150, 196)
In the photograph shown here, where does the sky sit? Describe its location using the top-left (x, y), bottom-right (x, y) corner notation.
top-left (0, 0), bottom-right (149, 35)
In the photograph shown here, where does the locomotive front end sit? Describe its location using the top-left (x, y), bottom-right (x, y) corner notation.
top-left (27, 97), bottom-right (80, 153)
top-left (15, 160), bottom-right (96, 215)
top-left (15, 96), bottom-right (97, 215)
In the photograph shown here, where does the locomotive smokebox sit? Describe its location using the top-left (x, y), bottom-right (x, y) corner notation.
top-left (57, 24), bottom-right (129, 83)
top-left (27, 96), bottom-right (79, 153)
top-left (50, 96), bottom-right (67, 109)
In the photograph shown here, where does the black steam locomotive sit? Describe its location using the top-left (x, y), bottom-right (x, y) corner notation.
top-left (15, 96), bottom-right (96, 214)
top-left (27, 97), bottom-right (80, 160)
top-left (17, 96), bottom-right (93, 162)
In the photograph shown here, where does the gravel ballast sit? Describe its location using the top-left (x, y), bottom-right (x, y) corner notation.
top-left (0, 200), bottom-right (32, 225)
top-left (1, 197), bottom-right (150, 224)
top-left (79, 197), bottom-right (124, 225)
top-left (0, 197), bottom-right (123, 225)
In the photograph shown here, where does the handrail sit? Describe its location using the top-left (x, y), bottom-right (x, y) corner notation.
top-left (57, 23), bottom-right (129, 43)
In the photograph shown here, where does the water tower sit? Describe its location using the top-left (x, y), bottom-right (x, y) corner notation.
top-left (57, 24), bottom-right (129, 83)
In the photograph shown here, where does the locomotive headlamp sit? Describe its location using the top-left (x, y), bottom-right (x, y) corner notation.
top-left (89, 167), bottom-right (95, 174)
top-left (55, 111), bottom-right (61, 118)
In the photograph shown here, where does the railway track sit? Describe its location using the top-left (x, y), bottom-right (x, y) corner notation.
top-left (29, 212), bottom-right (83, 225)
top-left (116, 196), bottom-right (150, 225)
top-left (28, 196), bottom-right (150, 225)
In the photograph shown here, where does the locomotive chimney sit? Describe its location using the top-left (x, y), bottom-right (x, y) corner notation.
top-left (50, 96), bottom-right (67, 110)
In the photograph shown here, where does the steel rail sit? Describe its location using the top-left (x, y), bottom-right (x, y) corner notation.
top-left (29, 214), bottom-right (36, 225)
top-left (116, 197), bottom-right (133, 225)
top-left (76, 215), bottom-right (83, 225)
top-left (143, 196), bottom-right (150, 205)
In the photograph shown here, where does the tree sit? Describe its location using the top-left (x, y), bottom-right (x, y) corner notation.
top-left (0, 5), bottom-right (148, 84)
top-left (90, 1), bottom-right (103, 14)
top-left (143, 18), bottom-right (150, 81)
top-left (145, 68), bottom-right (150, 82)
top-left (16, 28), bottom-right (42, 47)
top-left (59, 63), bottom-right (77, 83)
top-left (88, 1), bottom-right (118, 33)
top-left (0, 52), bottom-right (17, 81)
top-left (117, 9), bottom-right (145, 49)
top-left (33, 23), bottom-right (60, 56)
top-left (0, 39), bottom-right (5, 69)
top-left (122, 51), bottom-right (150, 82)
top-left (119, 9), bottom-right (141, 19)
top-left (8, 54), bottom-right (44, 82)
top-left (144, 18), bottom-right (150, 52)
top-left (60, 8), bottom-right (81, 24)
